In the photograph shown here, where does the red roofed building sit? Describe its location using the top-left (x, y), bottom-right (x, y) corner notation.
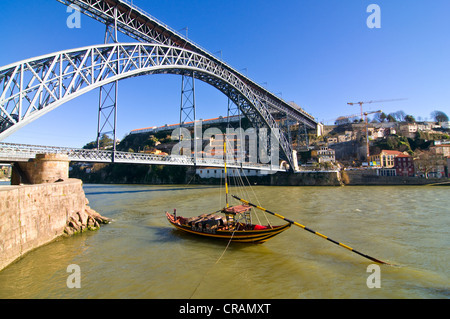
top-left (394, 154), bottom-right (415, 177)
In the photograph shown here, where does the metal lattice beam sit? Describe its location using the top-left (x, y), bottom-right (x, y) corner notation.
top-left (97, 11), bottom-right (119, 153)
top-left (56, 0), bottom-right (318, 129)
top-left (0, 43), bottom-right (299, 167)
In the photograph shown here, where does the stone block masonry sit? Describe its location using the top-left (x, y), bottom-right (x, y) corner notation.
top-left (0, 179), bottom-right (110, 271)
top-left (11, 153), bottom-right (69, 185)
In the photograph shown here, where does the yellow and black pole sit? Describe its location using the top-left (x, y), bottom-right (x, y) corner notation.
top-left (232, 195), bottom-right (393, 265)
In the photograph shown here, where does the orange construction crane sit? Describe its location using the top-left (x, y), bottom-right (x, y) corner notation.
top-left (347, 99), bottom-right (407, 160)
top-left (361, 110), bottom-right (382, 160)
top-left (336, 110), bottom-right (382, 123)
top-left (347, 98), bottom-right (407, 121)
top-left (335, 110), bottom-right (383, 160)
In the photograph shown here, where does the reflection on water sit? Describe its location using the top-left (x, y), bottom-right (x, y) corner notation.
top-left (0, 184), bottom-right (448, 299)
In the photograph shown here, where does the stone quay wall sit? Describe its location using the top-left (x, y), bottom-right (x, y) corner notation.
top-left (342, 169), bottom-right (450, 186)
top-left (1, 152), bottom-right (111, 272)
top-left (0, 179), bottom-right (92, 271)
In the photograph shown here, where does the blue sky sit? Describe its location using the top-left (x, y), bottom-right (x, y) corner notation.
top-left (1, 0), bottom-right (449, 147)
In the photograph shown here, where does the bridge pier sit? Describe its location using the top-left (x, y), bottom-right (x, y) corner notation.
top-left (11, 154), bottom-right (69, 185)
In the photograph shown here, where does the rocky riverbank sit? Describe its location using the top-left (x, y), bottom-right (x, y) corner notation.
top-left (64, 202), bottom-right (111, 236)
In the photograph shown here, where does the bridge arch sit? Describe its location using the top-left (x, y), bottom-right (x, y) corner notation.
top-left (0, 43), bottom-right (293, 166)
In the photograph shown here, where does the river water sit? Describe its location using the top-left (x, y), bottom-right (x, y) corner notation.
top-left (0, 183), bottom-right (448, 299)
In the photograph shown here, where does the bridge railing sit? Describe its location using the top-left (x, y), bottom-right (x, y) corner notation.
top-left (0, 142), bottom-right (282, 172)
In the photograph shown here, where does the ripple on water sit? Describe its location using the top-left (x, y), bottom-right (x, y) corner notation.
top-left (0, 185), bottom-right (448, 299)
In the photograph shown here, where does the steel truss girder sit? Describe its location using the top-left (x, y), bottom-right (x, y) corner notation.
top-left (0, 43), bottom-right (296, 167)
top-left (56, 0), bottom-right (317, 129)
top-left (0, 142), bottom-right (282, 172)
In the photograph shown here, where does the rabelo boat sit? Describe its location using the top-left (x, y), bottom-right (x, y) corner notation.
top-left (166, 141), bottom-right (290, 244)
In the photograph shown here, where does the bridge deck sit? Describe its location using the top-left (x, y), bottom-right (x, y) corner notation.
top-left (0, 143), bottom-right (284, 172)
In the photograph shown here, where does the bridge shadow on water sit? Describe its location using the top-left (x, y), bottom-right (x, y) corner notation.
top-left (83, 185), bottom-right (218, 196)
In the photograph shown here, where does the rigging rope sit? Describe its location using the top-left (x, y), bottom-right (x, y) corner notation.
top-left (189, 225), bottom-right (238, 299)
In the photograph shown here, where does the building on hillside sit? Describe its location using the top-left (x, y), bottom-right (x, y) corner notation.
top-left (311, 146), bottom-right (335, 163)
top-left (327, 137), bottom-right (338, 145)
top-left (196, 167), bottom-right (270, 179)
top-left (143, 149), bottom-right (168, 156)
top-left (399, 123), bottom-right (418, 138)
top-left (387, 126), bottom-right (397, 135)
top-left (369, 150), bottom-right (405, 168)
top-left (367, 127), bottom-right (388, 140)
top-left (326, 131), bottom-right (354, 146)
top-left (394, 154), bottom-right (414, 177)
top-left (130, 115), bottom-right (243, 135)
top-left (417, 122), bottom-right (433, 132)
top-left (430, 142), bottom-right (450, 157)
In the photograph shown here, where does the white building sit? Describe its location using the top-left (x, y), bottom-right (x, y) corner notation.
top-left (196, 167), bottom-right (270, 179)
top-left (311, 146), bottom-right (336, 163)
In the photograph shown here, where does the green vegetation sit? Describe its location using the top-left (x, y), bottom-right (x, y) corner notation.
top-left (70, 163), bottom-right (189, 184)
top-left (372, 135), bottom-right (413, 154)
top-left (430, 110), bottom-right (449, 122)
top-left (370, 130), bottom-right (448, 156)
top-left (83, 134), bottom-right (113, 150)
top-left (117, 131), bottom-right (174, 153)
top-left (0, 166), bottom-right (11, 180)
top-left (74, 130), bottom-right (191, 184)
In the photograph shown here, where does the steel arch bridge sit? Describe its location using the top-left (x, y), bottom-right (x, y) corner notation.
top-left (0, 0), bottom-right (318, 170)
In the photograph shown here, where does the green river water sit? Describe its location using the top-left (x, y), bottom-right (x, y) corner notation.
top-left (0, 183), bottom-right (448, 299)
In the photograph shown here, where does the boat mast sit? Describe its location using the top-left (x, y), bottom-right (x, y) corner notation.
top-left (224, 139), bottom-right (229, 208)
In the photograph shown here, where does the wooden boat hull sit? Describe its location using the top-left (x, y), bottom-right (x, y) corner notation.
top-left (166, 213), bottom-right (290, 244)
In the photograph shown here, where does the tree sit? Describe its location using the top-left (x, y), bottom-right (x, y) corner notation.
top-left (392, 110), bottom-right (406, 122)
top-left (374, 112), bottom-right (387, 122)
top-left (414, 150), bottom-right (445, 178)
top-left (387, 114), bottom-right (397, 122)
top-left (82, 134), bottom-right (113, 150)
top-left (404, 115), bottom-right (415, 123)
top-left (98, 134), bottom-right (113, 149)
top-left (430, 110), bottom-right (449, 122)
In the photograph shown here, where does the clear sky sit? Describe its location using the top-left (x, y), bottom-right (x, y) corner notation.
top-left (1, 0), bottom-right (449, 147)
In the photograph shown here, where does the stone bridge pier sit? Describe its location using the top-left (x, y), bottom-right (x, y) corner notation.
top-left (11, 154), bottom-right (69, 185)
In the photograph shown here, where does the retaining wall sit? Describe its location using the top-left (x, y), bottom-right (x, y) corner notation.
top-left (0, 179), bottom-right (87, 271)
